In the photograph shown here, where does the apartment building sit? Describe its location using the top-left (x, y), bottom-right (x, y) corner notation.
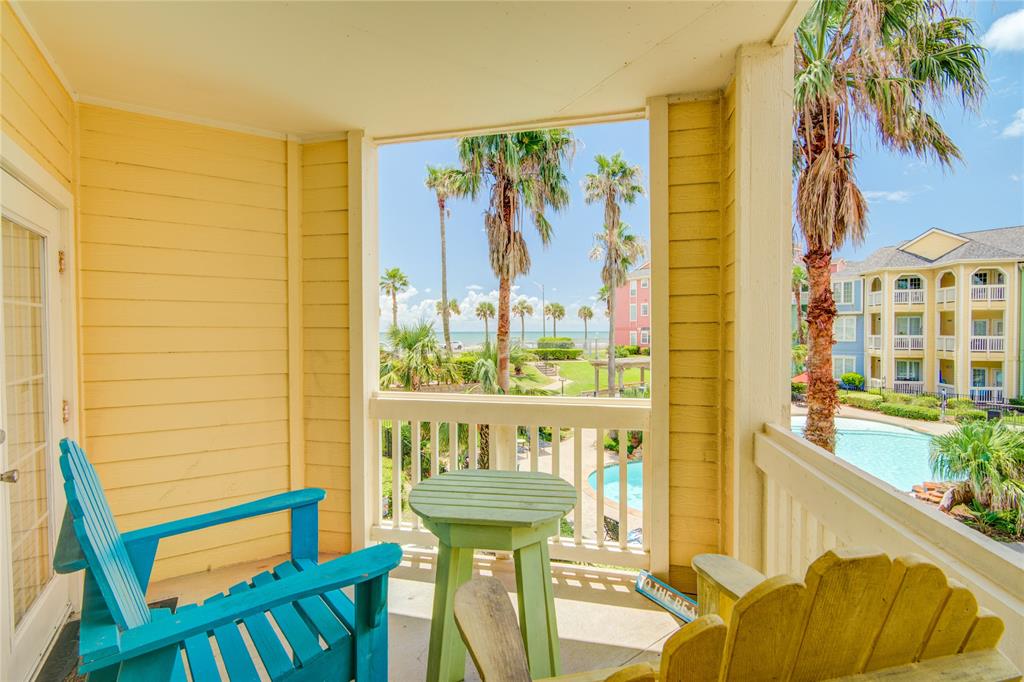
top-left (614, 261), bottom-right (651, 348)
top-left (830, 268), bottom-right (865, 380)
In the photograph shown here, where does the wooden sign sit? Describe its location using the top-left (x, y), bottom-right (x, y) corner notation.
top-left (635, 570), bottom-right (698, 622)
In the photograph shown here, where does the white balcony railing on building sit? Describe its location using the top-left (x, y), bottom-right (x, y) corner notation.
top-left (892, 335), bottom-right (924, 351)
top-left (756, 424), bottom-right (1023, 669)
top-left (936, 287), bottom-right (956, 304)
top-left (971, 285), bottom-right (1007, 302)
top-left (867, 291), bottom-right (883, 307)
top-left (937, 382), bottom-right (956, 395)
top-left (970, 336), bottom-right (1005, 353)
top-left (867, 378), bottom-right (883, 389)
top-left (970, 386), bottom-right (1005, 403)
top-left (866, 335), bottom-right (881, 351)
top-left (892, 380), bottom-right (924, 395)
top-left (936, 335), bottom-right (956, 352)
top-left (892, 289), bottom-right (925, 304)
top-left (368, 392), bottom-right (653, 568)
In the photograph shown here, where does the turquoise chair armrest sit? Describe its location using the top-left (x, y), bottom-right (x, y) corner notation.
top-left (80, 543), bottom-right (403, 673)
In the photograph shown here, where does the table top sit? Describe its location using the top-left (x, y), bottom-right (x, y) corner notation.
top-left (408, 470), bottom-right (577, 529)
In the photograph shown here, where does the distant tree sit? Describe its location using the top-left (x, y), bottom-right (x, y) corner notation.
top-left (578, 306), bottom-right (594, 350)
top-left (545, 303), bottom-right (565, 336)
top-left (589, 223), bottom-right (645, 392)
top-left (597, 286), bottom-right (611, 316)
top-left (436, 299), bottom-right (461, 319)
top-left (475, 301), bottom-right (496, 347)
top-left (792, 265), bottom-right (808, 345)
top-left (512, 298), bottom-right (534, 345)
top-left (380, 267), bottom-right (409, 329)
top-left (425, 165), bottom-right (471, 353)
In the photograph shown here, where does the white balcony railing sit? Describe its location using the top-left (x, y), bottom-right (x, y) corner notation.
top-left (936, 335), bottom-right (956, 352)
top-left (867, 291), bottom-right (883, 307)
top-left (866, 335), bottom-right (881, 351)
top-left (368, 392), bottom-right (653, 568)
top-left (867, 378), bottom-right (883, 389)
top-left (971, 285), bottom-right (1006, 302)
top-left (969, 386), bottom-right (1005, 404)
top-left (893, 289), bottom-right (925, 304)
top-left (970, 336), bottom-right (1005, 353)
top-left (937, 382), bottom-right (956, 395)
top-left (892, 335), bottom-right (924, 351)
top-left (936, 287), bottom-right (956, 304)
top-left (757, 424), bottom-right (1023, 668)
top-left (892, 380), bottom-right (924, 395)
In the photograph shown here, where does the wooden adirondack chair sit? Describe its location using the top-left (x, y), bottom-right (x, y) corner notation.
top-left (53, 438), bottom-right (402, 681)
top-left (455, 548), bottom-right (1021, 682)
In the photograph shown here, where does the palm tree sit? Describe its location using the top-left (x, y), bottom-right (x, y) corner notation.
top-left (546, 303), bottom-right (565, 336)
top-left (793, 0), bottom-right (985, 451)
top-left (459, 130), bottom-right (576, 392)
top-left (597, 286), bottom-right (611, 315)
top-left (475, 301), bottom-right (496, 347)
top-left (583, 152), bottom-right (645, 395)
top-left (589, 223), bottom-right (645, 394)
top-left (578, 306), bottom-right (594, 350)
top-left (791, 265), bottom-right (808, 345)
top-left (379, 320), bottom-right (458, 391)
top-left (380, 267), bottom-right (409, 330)
top-left (512, 298), bottom-right (534, 345)
top-left (425, 165), bottom-right (471, 353)
top-left (930, 421), bottom-right (1024, 534)
top-left (436, 299), bottom-right (461, 319)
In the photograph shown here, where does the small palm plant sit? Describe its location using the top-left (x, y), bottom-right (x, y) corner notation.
top-left (380, 321), bottom-right (458, 391)
top-left (546, 303), bottom-right (565, 336)
top-left (475, 301), bottom-right (496, 346)
top-left (380, 267), bottom-right (409, 330)
top-left (930, 421), bottom-right (1024, 536)
top-left (512, 298), bottom-right (534, 345)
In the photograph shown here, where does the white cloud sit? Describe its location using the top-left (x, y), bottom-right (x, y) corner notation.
top-left (863, 190), bottom-right (911, 203)
top-left (983, 8), bottom-right (1024, 52)
top-left (1012, 174), bottom-right (1022, 183)
top-left (465, 284), bottom-right (483, 291)
top-left (1002, 109), bottom-right (1024, 138)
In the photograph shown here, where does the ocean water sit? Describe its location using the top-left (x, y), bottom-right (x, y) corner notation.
top-left (380, 329), bottom-right (610, 349)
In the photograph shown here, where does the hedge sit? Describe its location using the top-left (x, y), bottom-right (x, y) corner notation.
top-left (615, 344), bottom-right (640, 357)
top-left (792, 381), bottom-right (807, 394)
top-left (453, 355), bottom-right (478, 382)
top-left (877, 402), bottom-right (940, 421)
top-left (533, 348), bottom-right (583, 361)
top-left (839, 391), bottom-right (883, 411)
top-left (911, 395), bottom-right (940, 409)
top-left (881, 391), bottom-right (913, 404)
top-left (537, 336), bottom-right (575, 349)
top-left (946, 397), bottom-right (975, 410)
top-left (840, 372), bottom-right (864, 390)
top-left (953, 408), bottom-right (987, 423)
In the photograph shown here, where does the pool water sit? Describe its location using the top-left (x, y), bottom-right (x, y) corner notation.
top-left (790, 416), bottom-right (935, 491)
top-left (588, 417), bottom-right (938, 508)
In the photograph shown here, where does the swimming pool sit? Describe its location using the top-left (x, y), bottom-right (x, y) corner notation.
top-left (790, 416), bottom-right (935, 491)
top-left (587, 461), bottom-right (644, 511)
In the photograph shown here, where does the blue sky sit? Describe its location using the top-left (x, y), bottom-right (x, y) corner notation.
top-left (834, 1), bottom-right (1024, 260)
top-left (379, 120), bottom-right (649, 332)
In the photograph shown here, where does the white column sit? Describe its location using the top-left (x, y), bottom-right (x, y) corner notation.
top-left (729, 42), bottom-right (793, 572)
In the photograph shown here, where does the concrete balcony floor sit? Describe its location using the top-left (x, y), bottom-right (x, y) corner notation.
top-left (147, 548), bottom-right (679, 681)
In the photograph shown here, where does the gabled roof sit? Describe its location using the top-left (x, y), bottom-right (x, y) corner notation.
top-left (855, 225), bottom-right (1024, 272)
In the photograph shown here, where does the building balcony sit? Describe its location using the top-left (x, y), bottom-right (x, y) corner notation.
top-left (867, 291), bottom-right (883, 307)
top-left (892, 380), bottom-right (925, 394)
top-left (936, 335), bottom-right (956, 352)
top-left (893, 335), bottom-right (924, 351)
top-left (866, 334), bottom-right (881, 351)
top-left (969, 386), bottom-right (1005, 403)
top-left (971, 284), bottom-right (1006, 303)
top-left (936, 287), bottom-right (956, 305)
top-left (970, 336), bottom-right (1005, 353)
top-left (892, 289), bottom-right (925, 305)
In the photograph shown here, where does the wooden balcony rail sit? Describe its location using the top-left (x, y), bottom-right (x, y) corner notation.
top-left (936, 335), bottom-right (956, 352)
top-left (756, 423), bottom-right (1024, 669)
top-left (893, 335), bottom-right (924, 351)
top-left (971, 285), bottom-right (1007, 302)
top-left (367, 392), bottom-right (653, 569)
top-left (892, 380), bottom-right (924, 395)
top-left (971, 336), bottom-right (1005, 353)
top-left (893, 289), bottom-right (925, 304)
top-left (867, 291), bottom-right (883, 307)
top-left (936, 287), bottom-right (956, 304)
top-left (969, 386), bottom-right (1005, 403)
top-left (866, 335), bottom-right (881, 351)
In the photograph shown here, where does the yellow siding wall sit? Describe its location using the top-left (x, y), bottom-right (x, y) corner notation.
top-left (666, 97), bottom-right (723, 591)
top-left (720, 82), bottom-right (737, 557)
top-left (0, 0), bottom-right (74, 190)
top-left (301, 140), bottom-right (351, 554)
top-left (77, 104), bottom-right (293, 581)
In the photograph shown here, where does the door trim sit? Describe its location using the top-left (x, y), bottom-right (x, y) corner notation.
top-left (0, 131), bottom-right (80, 682)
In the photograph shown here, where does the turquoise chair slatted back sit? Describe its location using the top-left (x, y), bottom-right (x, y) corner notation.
top-left (58, 438), bottom-right (151, 629)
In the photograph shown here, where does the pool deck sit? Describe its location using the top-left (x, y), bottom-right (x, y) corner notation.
top-left (790, 404), bottom-right (956, 436)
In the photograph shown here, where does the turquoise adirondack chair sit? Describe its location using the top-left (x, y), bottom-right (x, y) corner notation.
top-left (53, 438), bottom-right (401, 681)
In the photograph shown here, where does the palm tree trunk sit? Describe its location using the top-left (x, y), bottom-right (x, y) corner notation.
top-left (793, 283), bottom-right (805, 345)
top-left (520, 316), bottom-right (525, 345)
top-left (803, 247), bottom-right (838, 451)
top-left (607, 291), bottom-right (617, 396)
top-left (553, 317), bottom-right (557, 337)
top-left (438, 199), bottom-right (452, 354)
top-left (391, 292), bottom-right (398, 329)
top-left (583, 321), bottom-right (588, 351)
top-left (484, 318), bottom-right (489, 346)
top-left (497, 275), bottom-right (511, 392)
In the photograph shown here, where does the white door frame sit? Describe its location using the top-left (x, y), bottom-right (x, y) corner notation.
top-left (0, 132), bottom-right (79, 682)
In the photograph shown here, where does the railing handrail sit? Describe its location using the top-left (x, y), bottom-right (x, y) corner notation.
top-left (758, 423), bottom-right (1023, 666)
top-left (370, 391), bottom-right (651, 429)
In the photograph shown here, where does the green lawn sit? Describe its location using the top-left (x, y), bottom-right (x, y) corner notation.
top-left (554, 360), bottom-right (645, 396)
top-left (514, 364), bottom-right (551, 389)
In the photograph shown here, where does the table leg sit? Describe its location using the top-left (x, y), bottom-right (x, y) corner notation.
top-left (426, 541), bottom-right (475, 682)
top-left (513, 541), bottom-right (561, 678)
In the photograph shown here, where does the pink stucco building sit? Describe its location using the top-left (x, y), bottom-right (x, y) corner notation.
top-left (614, 262), bottom-right (651, 348)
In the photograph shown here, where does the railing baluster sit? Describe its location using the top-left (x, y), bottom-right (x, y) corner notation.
top-left (551, 424), bottom-right (561, 479)
top-left (391, 419), bottom-right (402, 529)
top-left (377, 420), bottom-right (385, 525)
top-left (530, 426), bottom-right (540, 472)
top-left (618, 430), bottom-right (628, 549)
top-left (573, 427), bottom-right (582, 547)
top-left (595, 427), bottom-right (604, 549)
top-left (411, 420), bottom-right (421, 530)
top-left (449, 421), bottom-right (458, 469)
top-left (430, 421), bottom-right (439, 478)
top-left (469, 423), bottom-right (478, 469)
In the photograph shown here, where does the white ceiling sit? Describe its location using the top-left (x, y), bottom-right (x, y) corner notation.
top-left (20, 1), bottom-right (800, 138)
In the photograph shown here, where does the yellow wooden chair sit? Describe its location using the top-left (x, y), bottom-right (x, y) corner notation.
top-left (454, 547), bottom-right (1021, 681)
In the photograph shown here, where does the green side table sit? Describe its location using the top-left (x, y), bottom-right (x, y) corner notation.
top-left (409, 469), bottom-right (577, 682)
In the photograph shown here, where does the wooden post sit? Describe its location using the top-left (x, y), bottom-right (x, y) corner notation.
top-left (286, 137), bottom-right (304, 492)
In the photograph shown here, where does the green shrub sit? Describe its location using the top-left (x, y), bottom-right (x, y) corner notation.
top-left (947, 397), bottom-right (976, 411)
top-left (452, 354), bottom-right (478, 382)
top-left (1008, 397), bottom-right (1024, 407)
top-left (639, 347), bottom-right (651, 356)
top-left (791, 381), bottom-right (807, 394)
top-left (953, 408), bottom-right (987, 423)
top-left (537, 336), bottom-right (575, 349)
top-left (881, 391), bottom-right (913, 404)
top-left (533, 348), bottom-right (583, 361)
top-left (877, 402), bottom-right (940, 421)
top-left (840, 372), bottom-right (864, 390)
top-left (911, 395), bottom-right (940, 408)
top-left (615, 344), bottom-right (640, 357)
top-left (839, 391), bottom-right (883, 411)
